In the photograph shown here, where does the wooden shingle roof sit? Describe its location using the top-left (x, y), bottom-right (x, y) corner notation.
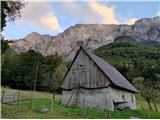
top-left (62, 46), bottom-right (138, 93)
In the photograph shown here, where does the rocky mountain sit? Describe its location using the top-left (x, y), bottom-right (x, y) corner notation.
top-left (8, 17), bottom-right (160, 60)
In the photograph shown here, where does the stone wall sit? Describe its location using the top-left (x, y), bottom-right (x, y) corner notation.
top-left (61, 88), bottom-right (114, 111)
top-left (61, 87), bottom-right (137, 111)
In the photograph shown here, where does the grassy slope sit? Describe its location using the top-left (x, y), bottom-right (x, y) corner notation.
top-left (1, 87), bottom-right (160, 119)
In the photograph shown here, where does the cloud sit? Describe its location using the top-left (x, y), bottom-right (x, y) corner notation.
top-left (20, 1), bottom-right (138, 31)
top-left (89, 1), bottom-right (118, 24)
top-left (61, 0), bottom-right (119, 24)
top-left (156, 11), bottom-right (160, 16)
top-left (39, 13), bottom-right (62, 31)
top-left (59, 1), bottom-right (139, 26)
top-left (61, 1), bottom-right (100, 23)
top-left (88, 1), bottom-right (138, 25)
top-left (126, 18), bottom-right (137, 25)
top-left (20, 2), bottom-right (62, 31)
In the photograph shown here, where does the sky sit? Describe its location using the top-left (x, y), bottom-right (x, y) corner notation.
top-left (2, 0), bottom-right (160, 40)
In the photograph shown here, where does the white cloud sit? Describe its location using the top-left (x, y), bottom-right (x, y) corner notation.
top-left (88, 1), bottom-right (138, 25)
top-left (62, 0), bottom-right (137, 25)
top-left (61, 0), bottom-right (118, 24)
top-left (61, 1), bottom-right (100, 23)
top-left (89, 1), bottom-right (118, 24)
top-left (20, 2), bottom-right (62, 31)
top-left (39, 13), bottom-right (62, 31)
top-left (20, 0), bottom-right (138, 31)
top-left (156, 11), bottom-right (160, 16)
top-left (126, 18), bottom-right (137, 25)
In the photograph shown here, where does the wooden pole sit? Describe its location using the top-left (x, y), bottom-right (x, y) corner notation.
top-left (83, 95), bottom-right (86, 115)
top-left (17, 91), bottom-right (20, 106)
top-left (105, 95), bottom-right (110, 118)
top-left (53, 89), bottom-right (55, 100)
top-left (147, 108), bottom-right (150, 119)
top-left (1, 90), bottom-right (5, 103)
top-left (30, 93), bottom-right (33, 109)
top-left (66, 90), bottom-right (75, 106)
top-left (33, 57), bottom-right (39, 93)
top-left (30, 57), bottom-right (39, 109)
top-left (51, 93), bottom-right (54, 112)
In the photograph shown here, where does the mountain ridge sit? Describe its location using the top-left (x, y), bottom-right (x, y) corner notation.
top-left (8, 16), bottom-right (160, 60)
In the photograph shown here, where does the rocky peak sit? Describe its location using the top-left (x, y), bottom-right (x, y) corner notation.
top-left (25, 32), bottom-right (40, 41)
top-left (134, 16), bottom-right (160, 27)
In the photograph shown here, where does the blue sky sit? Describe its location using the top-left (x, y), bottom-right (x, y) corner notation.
top-left (2, 0), bottom-right (160, 40)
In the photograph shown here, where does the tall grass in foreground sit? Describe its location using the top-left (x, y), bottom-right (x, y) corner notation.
top-left (1, 86), bottom-right (61, 102)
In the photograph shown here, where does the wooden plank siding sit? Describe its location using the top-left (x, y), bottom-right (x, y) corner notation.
top-left (61, 49), bottom-right (110, 89)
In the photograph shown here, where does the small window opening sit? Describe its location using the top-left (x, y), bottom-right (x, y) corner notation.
top-left (79, 65), bottom-right (83, 69)
top-left (122, 95), bottom-right (125, 100)
top-left (79, 65), bottom-right (85, 72)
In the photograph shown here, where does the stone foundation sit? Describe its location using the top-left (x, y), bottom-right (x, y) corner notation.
top-left (61, 87), bottom-right (136, 111)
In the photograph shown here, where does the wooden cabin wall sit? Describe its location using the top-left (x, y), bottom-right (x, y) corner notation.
top-left (61, 49), bottom-right (110, 89)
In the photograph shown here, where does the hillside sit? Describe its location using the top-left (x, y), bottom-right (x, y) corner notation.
top-left (94, 36), bottom-right (160, 82)
top-left (8, 17), bottom-right (160, 60)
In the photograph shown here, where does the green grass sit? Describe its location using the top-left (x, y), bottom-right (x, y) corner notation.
top-left (1, 87), bottom-right (160, 119)
top-left (136, 94), bottom-right (160, 111)
top-left (2, 98), bottom-right (160, 119)
top-left (109, 109), bottom-right (160, 119)
top-left (1, 98), bottom-right (106, 119)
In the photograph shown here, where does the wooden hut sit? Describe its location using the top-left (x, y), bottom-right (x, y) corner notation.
top-left (61, 45), bottom-right (138, 111)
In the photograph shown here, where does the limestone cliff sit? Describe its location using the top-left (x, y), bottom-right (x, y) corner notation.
top-left (8, 17), bottom-right (160, 60)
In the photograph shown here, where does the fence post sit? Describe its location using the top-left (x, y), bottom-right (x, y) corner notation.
top-left (30, 93), bottom-right (33, 109)
top-left (51, 93), bottom-right (54, 112)
top-left (83, 96), bottom-right (86, 115)
top-left (17, 90), bottom-right (20, 106)
top-left (147, 109), bottom-right (150, 119)
top-left (1, 91), bottom-right (5, 103)
top-left (105, 95), bottom-right (110, 118)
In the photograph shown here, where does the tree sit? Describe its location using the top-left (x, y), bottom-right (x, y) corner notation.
top-left (55, 63), bottom-right (67, 83)
top-left (135, 78), bottom-right (160, 112)
top-left (1, 1), bottom-right (25, 31)
top-left (1, 37), bottom-right (9, 53)
top-left (135, 63), bottom-right (160, 112)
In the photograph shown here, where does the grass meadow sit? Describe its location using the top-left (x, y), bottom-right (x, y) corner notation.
top-left (1, 87), bottom-right (160, 119)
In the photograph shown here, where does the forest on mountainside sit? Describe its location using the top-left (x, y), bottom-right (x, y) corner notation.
top-left (1, 39), bottom-right (68, 92)
top-left (94, 36), bottom-right (160, 83)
